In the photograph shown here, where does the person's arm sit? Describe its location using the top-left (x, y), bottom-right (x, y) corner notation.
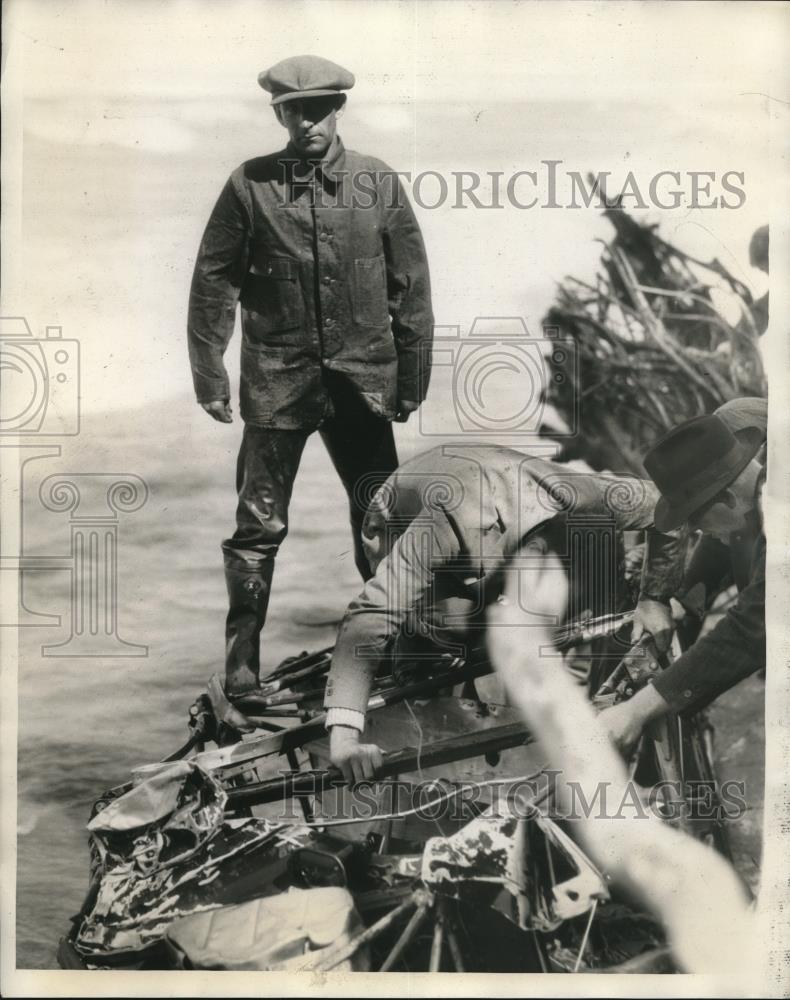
top-left (325, 509), bottom-right (452, 727)
top-left (588, 473), bottom-right (688, 648)
top-left (639, 524), bottom-right (688, 603)
top-left (602, 534), bottom-right (765, 752)
top-left (187, 171), bottom-right (253, 410)
top-left (630, 524), bottom-right (690, 649)
top-left (379, 171), bottom-right (434, 413)
top-left (651, 533), bottom-right (765, 714)
top-left (325, 507), bottom-right (456, 780)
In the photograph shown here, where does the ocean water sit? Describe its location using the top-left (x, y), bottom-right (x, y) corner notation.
top-left (11, 94), bottom-right (770, 967)
top-left (14, 398), bottom-right (382, 966)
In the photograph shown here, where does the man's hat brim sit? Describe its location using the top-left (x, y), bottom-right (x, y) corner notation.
top-left (261, 84), bottom-right (347, 106)
top-left (653, 426), bottom-right (764, 532)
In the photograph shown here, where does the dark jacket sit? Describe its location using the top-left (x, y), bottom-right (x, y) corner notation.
top-left (653, 520), bottom-right (765, 715)
top-left (652, 396), bottom-right (767, 714)
top-left (325, 444), bottom-right (685, 728)
top-left (188, 137), bottom-right (433, 428)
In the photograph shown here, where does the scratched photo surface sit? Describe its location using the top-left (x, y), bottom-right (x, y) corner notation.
top-left (2, 0), bottom-right (787, 992)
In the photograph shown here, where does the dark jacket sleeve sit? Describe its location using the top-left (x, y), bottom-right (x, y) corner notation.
top-left (652, 533), bottom-right (765, 714)
top-left (187, 171), bottom-right (253, 403)
top-left (640, 525), bottom-right (690, 602)
top-left (380, 172), bottom-right (434, 403)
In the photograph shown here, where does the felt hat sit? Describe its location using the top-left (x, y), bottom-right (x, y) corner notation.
top-left (643, 413), bottom-right (764, 531)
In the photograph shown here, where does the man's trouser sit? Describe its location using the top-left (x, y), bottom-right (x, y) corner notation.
top-left (222, 375), bottom-right (399, 693)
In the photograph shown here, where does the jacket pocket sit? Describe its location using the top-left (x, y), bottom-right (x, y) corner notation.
top-left (352, 256), bottom-right (389, 327)
top-left (243, 255), bottom-right (303, 336)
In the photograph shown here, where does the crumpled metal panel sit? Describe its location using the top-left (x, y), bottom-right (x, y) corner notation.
top-left (88, 761), bottom-right (227, 878)
top-left (89, 761), bottom-right (196, 832)
top-left (75, 818), bottom-right (311, 960)
top-left (421, 808), bottom-right (608, 932)
top-left (76, 759), bottom-right (312, 961)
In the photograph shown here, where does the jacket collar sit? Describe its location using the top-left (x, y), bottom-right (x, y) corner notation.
top-left (282, 135), bottom-right (346, 187)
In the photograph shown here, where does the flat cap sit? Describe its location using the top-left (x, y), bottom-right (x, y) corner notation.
top-left (258, 55), bottom-right (355, 106)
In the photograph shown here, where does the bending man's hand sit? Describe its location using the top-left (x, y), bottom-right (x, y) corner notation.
top-left (599, 683), bottom-right (671, 756)
top-left (632, 597), bottom-right (674, 653)
top-left (201, 399), bottom-right (233, 423)
top-left (329, 725), bottom-right (384, 784)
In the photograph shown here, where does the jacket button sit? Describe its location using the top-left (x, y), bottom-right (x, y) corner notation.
top-left (319, 232), bottom-right (328, 242)
top-left (322, 275), bottom-right (332, 285)
top-left (683, 689), bottom-right (693, 698)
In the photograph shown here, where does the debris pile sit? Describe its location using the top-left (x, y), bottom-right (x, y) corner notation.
top-left (541, 204), bottom-right (766, 473)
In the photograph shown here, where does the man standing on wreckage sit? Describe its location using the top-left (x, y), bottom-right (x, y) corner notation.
top-left (187, 56), bottom-right (433, 696)
top-left (323, 397), bottom-right (766, 783)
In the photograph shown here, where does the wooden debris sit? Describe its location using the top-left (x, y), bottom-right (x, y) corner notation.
top-left (541, 200), bottom-right (766, 473)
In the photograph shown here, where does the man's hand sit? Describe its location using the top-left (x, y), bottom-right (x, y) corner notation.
top-left (598, 700), bottom-right (645, 757)
top-left (632, 597), bottom-right (674, 653)
top-left (329, 724), bottom-right (384, 784)
top-left (599, 683), bottom-right (671, 756)
top-left (201, 399), bottom-right (233, 423)
top-left (393, 399), bottom-right (419, 423)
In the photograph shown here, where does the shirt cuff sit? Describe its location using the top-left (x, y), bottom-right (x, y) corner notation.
top-left (325, 707), bottom-right (366, 732)
top-left (651, 663), bottom-right (699, 715)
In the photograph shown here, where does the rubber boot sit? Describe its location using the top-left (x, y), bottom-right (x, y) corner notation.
top-left (223, 556), bottom-right (275, 696)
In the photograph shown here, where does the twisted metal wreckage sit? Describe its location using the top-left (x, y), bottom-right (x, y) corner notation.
top-left (58, 209), bottom-right (765, 974)
top-left (59, 609), bottom-right (738, 974)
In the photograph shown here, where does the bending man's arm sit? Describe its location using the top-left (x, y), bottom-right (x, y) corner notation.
top-left (325, 507), bottom-right (455, 732)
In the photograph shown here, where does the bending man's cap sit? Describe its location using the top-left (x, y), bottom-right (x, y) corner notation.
top-left (258, 55), bottom-right (355, 105)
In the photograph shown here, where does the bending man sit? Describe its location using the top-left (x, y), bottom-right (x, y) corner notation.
top-left (322, 444), bottom-right (686, 781)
